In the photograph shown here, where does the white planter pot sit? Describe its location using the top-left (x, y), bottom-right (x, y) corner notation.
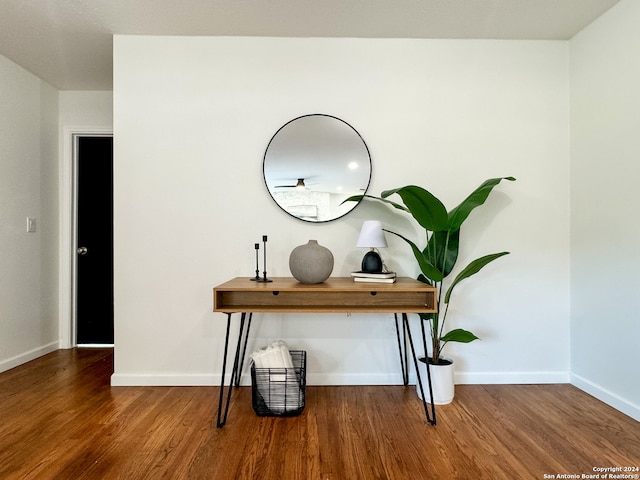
top-left (416, 356), bottom-right (455, 405)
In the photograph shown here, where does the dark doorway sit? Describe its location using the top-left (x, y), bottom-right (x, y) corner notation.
top-left (76, 136), bottom-right (114, 345)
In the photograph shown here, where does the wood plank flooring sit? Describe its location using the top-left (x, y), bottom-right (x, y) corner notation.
top-left (1, 348), bottom-right (638, 479)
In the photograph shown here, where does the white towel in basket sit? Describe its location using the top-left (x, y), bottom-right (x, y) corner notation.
top-left (251, 341), bottom-right (301, 413)
top-left (251, 340), bottom-right (294, 372)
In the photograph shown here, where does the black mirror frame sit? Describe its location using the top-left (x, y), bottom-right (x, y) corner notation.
top-left (262, 114), bottom-right (372, 223)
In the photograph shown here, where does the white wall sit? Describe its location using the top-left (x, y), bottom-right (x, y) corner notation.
top-left (570, 0), bottom-right (640, 421)
top-left (112, 36), bottom-right (570, 386)
top-left (59, 91), bottom-right (113, 128)
top-left (0, 54), bottom-right (59, 372)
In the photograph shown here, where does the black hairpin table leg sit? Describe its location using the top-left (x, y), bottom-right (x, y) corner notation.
top-left (403, 312), bottom-right (436, 425)
top-left (235, 313), bottom-right (253, 387)
top-left (394, 313), bottom-right (409, 385)
top-left (216, 312), bottom-right (251, 428)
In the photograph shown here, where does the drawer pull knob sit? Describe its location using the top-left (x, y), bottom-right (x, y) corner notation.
top-left (272, 291), bottom-right (280, 296)
top-left (370, 291), bottom-right (377, 296)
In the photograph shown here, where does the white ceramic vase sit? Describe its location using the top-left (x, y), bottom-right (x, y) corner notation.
top-left (289, 240), bottom-right (334, 284)
top-left (416, 356), bottom-right (455, 405)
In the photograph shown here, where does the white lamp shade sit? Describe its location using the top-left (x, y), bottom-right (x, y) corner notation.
top-left (356, 220), bottom-right (388, 248)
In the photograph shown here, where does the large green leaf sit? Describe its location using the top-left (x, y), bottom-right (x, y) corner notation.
top-left (444, 252), bottom-right (510, 303)
top-left (440, 328), bottom-right (480, 343)
top-left (425, 229), bottom-right (460, 278)
top-left (448, 177), bottom-right (515, 230)
top-left (341, 194), bottom-right (364, 205)
top-left (382, 186), bottom-right (448, 231)
top-left (340, 194), bottom-right (410, 213)
top-left (386, 230), bottom-right (444, 281)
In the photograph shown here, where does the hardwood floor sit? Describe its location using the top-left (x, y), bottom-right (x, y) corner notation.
top-left (1, 349), bottom-right (638, 479)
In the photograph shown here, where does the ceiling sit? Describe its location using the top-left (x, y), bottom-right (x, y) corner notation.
top-left (0, 0), bottom-right (619, 91)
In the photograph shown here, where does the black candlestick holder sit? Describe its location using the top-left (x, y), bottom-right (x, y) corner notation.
top-left (250, 235), bottom-right (272, 282)
top-left (250, 243), bottom-right (261, 281)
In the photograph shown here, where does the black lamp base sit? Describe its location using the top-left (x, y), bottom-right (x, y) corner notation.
top-left (361, 251), bottom-right (383, 273)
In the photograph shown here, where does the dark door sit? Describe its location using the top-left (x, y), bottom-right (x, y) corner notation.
top-left (76, 136), bottom-right (114, 344)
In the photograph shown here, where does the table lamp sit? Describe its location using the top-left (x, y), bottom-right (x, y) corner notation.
top-left (356, 220), bottom-right (387, 273)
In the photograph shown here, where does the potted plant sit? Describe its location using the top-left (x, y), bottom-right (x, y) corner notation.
top-left (344, 176), bottom-right (515, 403)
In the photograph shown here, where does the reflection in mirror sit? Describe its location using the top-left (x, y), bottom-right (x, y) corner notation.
top-left (263, 114), bottom-right (372, 222)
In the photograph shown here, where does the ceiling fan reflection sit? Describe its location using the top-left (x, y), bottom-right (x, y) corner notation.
top-left (274, 178), bottom-right (314, 189)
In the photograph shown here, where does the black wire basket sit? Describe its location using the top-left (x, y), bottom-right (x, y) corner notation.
top-left (251, 350), bottom-right (306, 417)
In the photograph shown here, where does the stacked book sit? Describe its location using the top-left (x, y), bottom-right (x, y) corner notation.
top-left (350, 271), bottom-right (397, 283)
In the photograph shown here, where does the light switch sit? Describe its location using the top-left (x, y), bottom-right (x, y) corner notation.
top-left (27, 217), bottom-right (36, 233)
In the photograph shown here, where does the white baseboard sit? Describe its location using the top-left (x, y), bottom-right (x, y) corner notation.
top-left (455, 371), bottom-right (571, 384)
top-left (110, 371), bottom-right (571, 387)
top-left (110, 373), bottom-right (217, 386)
top-left (0, 342), bottom-right (60, 374)
top-left (571, 373), bottom-right (640, 422)
top-left (110, 372), bottom-right (404, 387)
top-left (306, 372), bottom-right (407, 386)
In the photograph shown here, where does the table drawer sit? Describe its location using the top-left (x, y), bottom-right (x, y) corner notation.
top-left (215, 289), bottom-right (435, 313)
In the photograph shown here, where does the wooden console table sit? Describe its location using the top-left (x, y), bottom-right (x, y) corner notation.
top-left (213, 277), bottom-right (438, 427)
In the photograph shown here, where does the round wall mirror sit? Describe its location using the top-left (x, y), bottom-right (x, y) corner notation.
top-left (263, 114), bottom-right (372, 222)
